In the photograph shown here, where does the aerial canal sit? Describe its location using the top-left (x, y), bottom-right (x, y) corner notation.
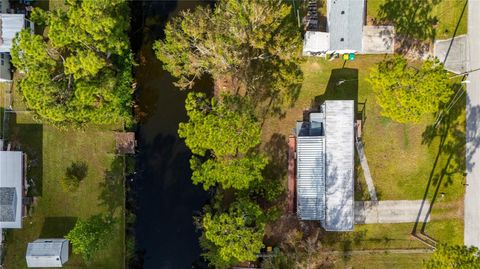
top-left (130, 1), bottom-right (212, 268)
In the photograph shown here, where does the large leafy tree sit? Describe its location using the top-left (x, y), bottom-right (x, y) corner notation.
top-left (201, 199), bottom-right (266, 268)
top-left (11, 0), bottom-right (132, 125)
top-left (179, 92), bottom-right (266, 190)
top-left (368, 56), bottom-right (453, 123)
top-left (425, 244), bottom-right (480, 268)
top-left (154, 0), bottom-right (303, 107)
top-left (65, 214), bottom-right (115, 262)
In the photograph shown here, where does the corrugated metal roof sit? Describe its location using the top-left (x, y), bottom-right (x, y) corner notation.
top-left (296, 136), bottom-right (325, 221)
top-left (328, 0), bottom-right (364, 52)
top-left (324, 100), bottom-right (354, 231)
top-left (26, 239), bottom-right (69, 268)
top-left (0, 151), bottom-right (23, 229)
top-left (0, 14), bottom-right (25, 53)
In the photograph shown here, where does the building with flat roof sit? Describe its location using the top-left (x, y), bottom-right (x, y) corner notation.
top-left (295, 100), bottom-right (354, 231)
top-left (0, 151), bottom-right (24, 229)
top-left (0, 13), bottom-right (33, 82)
top-left (26, 239), bottom-right (69, 268)
top-left (303, 0), bottom-right (395, 56)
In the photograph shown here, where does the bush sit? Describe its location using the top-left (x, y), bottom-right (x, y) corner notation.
top-left (59, 161), bottom-right (88, 192)
top-left (60, 175), bottom-right (80, 192)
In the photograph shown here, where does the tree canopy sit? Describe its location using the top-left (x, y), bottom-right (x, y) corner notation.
top-left (179, 92), bottom-right (265, 190)
top-left (11, 0), bottom-right (132, 126)
top-left (65, 214), bottom-right (115, 262)
top-left (179, 92), bottom-right (261, 158)
top-left (425, 244), bottom-right (480, 269)
top-left (368, 56), bottom-right (453, 123)
top-left (201, 199), bottom-right (266, 268)
top-left (154, 0), bottom-right (303, 108)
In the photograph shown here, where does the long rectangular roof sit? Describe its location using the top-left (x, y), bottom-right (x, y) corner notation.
top-left (324, 100), bottom-right (354, 231)
top-left (328, 0), bottom-right (364, 52)
top-left (0, 151), bottom-right (23, 229)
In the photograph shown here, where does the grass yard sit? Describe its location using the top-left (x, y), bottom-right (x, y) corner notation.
top-left (2, 92), bottom-right (125, 268)
top-left (366, 0), bottom-right (468, 40)
top-left (333, 252), bottom-right (431, 269)
top-left (262, 55), bottom-right (465, 252)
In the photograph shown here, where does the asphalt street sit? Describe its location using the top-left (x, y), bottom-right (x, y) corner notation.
top-left (465, 0), bottom-right (480, 248)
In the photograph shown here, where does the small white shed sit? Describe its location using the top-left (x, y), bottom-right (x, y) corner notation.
top-left (26, 239), bottom-right (69, 268)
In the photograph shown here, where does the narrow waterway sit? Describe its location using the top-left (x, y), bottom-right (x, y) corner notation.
top-left (131, 1), bottom-right (212, 268)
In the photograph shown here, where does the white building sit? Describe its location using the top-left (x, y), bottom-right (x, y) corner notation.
top-left (0, 151), bottom-right (24, 229)
top-left (26, 239), bottom-right (69, 268)
top-left (295, 100), bottom-right (355, 231)
top-left (0, 13), bottom-right (31, 82)
top-left (303, 0), bottom-right (395, 56)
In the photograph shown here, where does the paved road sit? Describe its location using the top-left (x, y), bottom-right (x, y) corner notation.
top-left (465, 0), bottom-right (480, 248)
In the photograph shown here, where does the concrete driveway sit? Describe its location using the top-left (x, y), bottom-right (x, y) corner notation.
top-left (434, 35), bottom-right (467, 74)
top-left (355, 200), bottom-right (430, 224)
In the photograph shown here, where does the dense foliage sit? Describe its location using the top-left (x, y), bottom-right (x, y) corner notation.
top-left (65, 214), bottom-right (115, 262)
top-left (368, 56), bottom-right (453, 123)
top-left (425, 244), bottom-right (480, 268)
top-left (179, 92), bottom-right (266, 190)
top-left (11, 0), bottom-right (133, 125)
top-left (154, 0), bottom-right (303, 108)
top-left (201, 199), bottom-right (266, 268)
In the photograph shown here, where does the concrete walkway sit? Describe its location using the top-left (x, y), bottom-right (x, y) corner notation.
top-left (354, 200), bottom-right (431, 224)
top-left (355, 140), bottom-right (378, 201)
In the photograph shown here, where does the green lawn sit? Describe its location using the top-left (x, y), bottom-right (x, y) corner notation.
top-left (334, 252), bottom-right (431, 269)
top-left (366, 0), bottom-right (468, 40)
top-left (262, 55), bottom-right (465, 254)
top-left (2, 94), bottom-right (125, 268)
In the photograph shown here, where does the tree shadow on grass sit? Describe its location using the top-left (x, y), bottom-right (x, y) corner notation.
top-left (7, 112), bottom-right (43, 197)
top-left (263, 133), bottom-right (288, 184)
top-left (98, 156), bottom-right (124, 217)
top-left (311, 68), bottom-right (359, 116)
top-left (40, 217), bottom-right (78, 238)
top-left (413, 84), bottom-right (467, 237)
top-left (377, 0), bottom-right (440, 42)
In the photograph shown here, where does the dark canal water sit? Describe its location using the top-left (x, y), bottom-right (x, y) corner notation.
top-left (130, 1), bottom-right (212, 268)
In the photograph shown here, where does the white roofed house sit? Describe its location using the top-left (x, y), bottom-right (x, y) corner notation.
top-left (295, 100), bottom-right (354, 231)
top-left (0, 13), bottom-right (32, 82)
top-left (0, 151), bottom-right (25, 229)
top-left (303, 0), bottom-right (395, 56)
top-left (26, 239), bottom-right (69, 268)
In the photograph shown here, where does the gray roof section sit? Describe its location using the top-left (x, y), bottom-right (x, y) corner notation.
top-left (26, 239), bottom-right (69, 268)
top-left (328, 0), bottom-right (365, 51)
top-left (296, 136), bottom-right (326, 221)
top-left (0, 151), bottom-right (23, 228)
top-left (324, 100), bottom-right (354, 231)
top-left (0, 187), bottom-right (16, 222)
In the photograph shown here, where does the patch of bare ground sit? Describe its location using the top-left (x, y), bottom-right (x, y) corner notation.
top-left (394, 36), bottom-right (432, 60)
top-left (264, 215), bottom-right (324, 246)
top-left (431, 199), bottom-right (464, 220)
